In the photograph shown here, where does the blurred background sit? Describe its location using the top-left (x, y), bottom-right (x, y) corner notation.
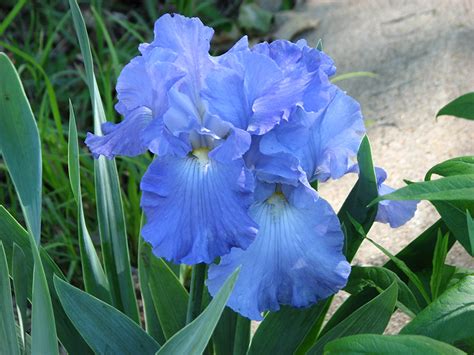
top-left (0, 0), bottom-right (473, 329)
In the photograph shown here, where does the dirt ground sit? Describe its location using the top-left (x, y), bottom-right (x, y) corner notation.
top-left (274, 0), bottom-right (474, 334)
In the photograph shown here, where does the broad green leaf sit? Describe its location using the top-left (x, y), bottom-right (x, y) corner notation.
top-left (213, 307), bottom-right (237, 355)
top-left (68, 102), bottom-right (110, 303)
top-left (432, 200), bottom-right (474, 255)
top-left (430, 231), bottom-right (450, 299)
top-left (0, 243), bottom-right (19, 355)
top-left (401, 275), bottom-right (474, 351)
top-left (186, 263), bottom-right (207, 324)
top-left (371, 175), bottom-right (474, 205)
top-left (324, 334), bottom-right (466, 354)
top-left (147, 254), bottom-right (189, 339)
top-left (424, 158), bottom-right (474, 255)
top-left (437, 92), bottom-right (474, 120)
top-left (249, 301), bottom-right (331, 355)
top-left (157, 268), bottom-right (239, 355)
top-left (425, 156), bottom-right (474, 181)
top-left (339, 136), bottom-right (379, 261)
top-left (345, 266), bottom-right (421, 316)
top-left (468, 211), bottom-right (474, 255)
top-left (29, 236), bottom-right (58, 355)
top-left (54, 276), bottom-right (160, 354)
top-left (232, 315), bottom-right (250, 355)
top-left (319, 289), bottom-right (377, 338)
top-left (12, 244), bottom-right (28, 346)
top-left (0, 52), bottom-right (41, 243)
top-left (68, 0), bottom-right (139, 322)
top-left (138, 235), bottom-right (166, 344)
top-left (0, 206), bottom-right (92, 353)
top-left (307, 282), bottom-right (398, 354)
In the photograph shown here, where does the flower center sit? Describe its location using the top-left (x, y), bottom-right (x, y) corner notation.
top-left (191, 147), bottom-right (210, 164)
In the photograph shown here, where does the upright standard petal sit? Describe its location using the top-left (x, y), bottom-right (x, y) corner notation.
top-left (298, 89), bottom-right (365, 182)
top-left (140, 149), bottom-right (258, 264)
top-left (374, 168), bottom-right (419, 228)
top-left (207, 183), bottom-right (350, 320)
top-left (86, 46), bottom-right (184, 159)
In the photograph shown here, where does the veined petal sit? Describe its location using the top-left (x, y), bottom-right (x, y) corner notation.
top-left (299, 89), bottom-right (365, 182)
top-left (140, 152), bottom-right (258, 264)
top-left (85, 107), bottom-right (153, 159)
top-left (207, 183), bottom-right (350, 320)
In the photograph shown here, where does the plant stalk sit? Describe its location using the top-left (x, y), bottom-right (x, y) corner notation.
top-left (186, 263), bottom-right (207, 324)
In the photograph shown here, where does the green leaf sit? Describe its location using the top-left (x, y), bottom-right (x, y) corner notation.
top-left (29, 235), bottom-right (59, 355)
top-left (238, 3), bottom-right (273, 33)
top-left (401, 275), bottom-right (474, 351)
top-left (345, 266), bottom-right (421, 317)
top-left (147, 255), bottom-right (189, 339)
top-left (355, 224), bottom-right (431, 305)
top-left (249, 301), bottom-right (331, 355)
top-left (425, 156), bottom-right (474, 181)
top-left (324, 334), bottom-right (466, 354)
top-left (138, 235), bottom-right (166, 344)
top-left (0, 52), bottom-right (41, 243)
top-left (68, 101), bottom-right (110, 303)
top-left (232, 315), bottom-right (250, 355)
top-left (68, 0), bottom-right (139, 322)
top-left (307, 282), bottom-right (398, 354)
top-left (0, 206), bottom-right (92, 354)
top-left (432, 200), bottom-right (474, 255)
top-left (430, 231), bottom-right (450, 300)
top-left (12, 244), bottom-right (28, 346)
top-left (384, 219), bottom-right (453, 277)
top-left (339, 136), bottom-right (379, 261)
top-left (437, 92), bottom-right (474, 120)
top-left (157, 268), bottom-right (239, 355)
top-left (0, 242), bottom-right (20, 355)
top-left (54, 276), bottom-right (160, 354)
top-left (371, 175), bottom-right (474, 205)
top-left (424, 157), bottom-right (474, 255)
top-left (213, 307), bottom-right (237, 355)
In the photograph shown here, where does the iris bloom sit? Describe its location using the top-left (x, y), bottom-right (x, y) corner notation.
top-left (86, 14), bottom-right (417, 320)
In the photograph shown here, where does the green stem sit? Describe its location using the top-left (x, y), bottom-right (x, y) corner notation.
top-left (233, 315), bottom-right (251, 355)
top-left (186, 263), bottom-right (207, 324)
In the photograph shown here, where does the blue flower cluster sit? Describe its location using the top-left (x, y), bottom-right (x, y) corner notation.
top-left (86, 14), bottom-right (418, 320)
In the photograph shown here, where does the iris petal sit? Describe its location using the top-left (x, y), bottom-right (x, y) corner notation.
top-left (140, 152), bottom-right (258, 264)
top-left (299, 89), bottom-right (365, 181)
top-left (207, 183), bottom-right (350, 320)
top-left (85, 107), bottom-right (153, 159)
top-left (374, 167), bottom-right (419, 228)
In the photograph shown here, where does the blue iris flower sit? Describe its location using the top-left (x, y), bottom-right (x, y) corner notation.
top-left (86, 13), bottom-right (410, 319)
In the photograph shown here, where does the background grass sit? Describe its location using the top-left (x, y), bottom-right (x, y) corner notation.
top-left (0, 0), bottom-right (294, 284)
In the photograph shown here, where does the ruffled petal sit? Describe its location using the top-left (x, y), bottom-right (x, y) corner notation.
top-left (140, 152), bottom-right (258, 264)
top-left (85, 107), bottom-right (153, 159)
top-left (207, 183), bottom-right (350, 320)
top-left (298, 89), bottom-right (365, 182)
top-left (203, 51), bottom-right (284, 134)
top-left (149, 14), bottom-right (214, 107)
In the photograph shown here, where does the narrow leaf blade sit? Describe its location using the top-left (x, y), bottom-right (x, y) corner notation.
top-left (0, 242), bottom-right (20, 355)
top-left (308, 282), bottom-right (398, 354)
top-left (157, 268), bottom-right (239, 355)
